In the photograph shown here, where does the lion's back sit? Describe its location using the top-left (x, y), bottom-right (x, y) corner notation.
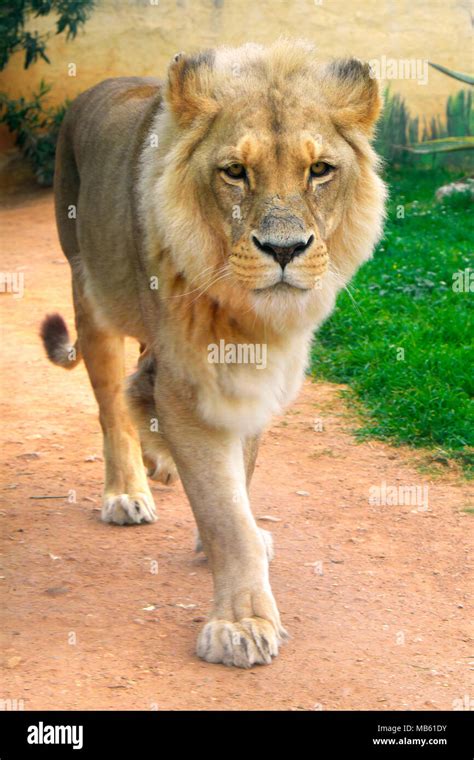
top-left (54, 77), bottom-right (164, 338)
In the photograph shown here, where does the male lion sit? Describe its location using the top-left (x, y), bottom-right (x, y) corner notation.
top-left (41, 40), bottom-right (386, 668)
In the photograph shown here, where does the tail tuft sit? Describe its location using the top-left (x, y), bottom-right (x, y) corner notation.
top-left (40, 313), bottom-right (81, 369)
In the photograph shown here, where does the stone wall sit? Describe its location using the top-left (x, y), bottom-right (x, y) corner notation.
top-left (0, 0), bottom-right (471, 147)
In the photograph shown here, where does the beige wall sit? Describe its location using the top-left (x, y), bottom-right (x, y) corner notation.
top-left (1, 0), bottom-right (471, 131)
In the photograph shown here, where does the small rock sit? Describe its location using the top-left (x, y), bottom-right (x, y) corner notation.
top-left (257, 515), bottom-right (281, 522)
top-left (44, 586), bottom-right (69, 596)
top-left (435, 178), bottom-right (474, 202)
top-left (6, 656), bottom-right (22, 669)
top-left (296, 490), bottom-right (310, 497)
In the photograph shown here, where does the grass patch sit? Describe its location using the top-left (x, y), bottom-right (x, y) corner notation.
top-left (310, 166), bottom-right (473, 476)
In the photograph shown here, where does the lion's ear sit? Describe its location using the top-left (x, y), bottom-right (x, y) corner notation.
top-left (166, 50), bottom-right (219, 127)
top-left (321, 58), bottom-right (382, 135)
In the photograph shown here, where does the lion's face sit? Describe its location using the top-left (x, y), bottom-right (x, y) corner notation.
top-left (152, 42), bottom-right (386, 328)
top-left (193, 102), bottom-right (360, 294)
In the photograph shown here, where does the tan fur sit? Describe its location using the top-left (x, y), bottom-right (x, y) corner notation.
top-left (45, 40), bottom-right (386, 667)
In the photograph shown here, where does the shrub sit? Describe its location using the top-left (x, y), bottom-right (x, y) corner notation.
top-left (0, 81), bottom-right (68, 186)
top-left (0, 0), bottom-right (95, 70)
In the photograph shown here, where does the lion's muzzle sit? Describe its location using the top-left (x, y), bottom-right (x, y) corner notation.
top-left (252, 233), bottom-right (315, 269)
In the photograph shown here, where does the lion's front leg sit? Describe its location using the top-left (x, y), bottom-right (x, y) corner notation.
top-left (157, 387), bottom-right (286, 667)
top-left (194, 433), bottom-right (274, 563)
top-left (187, 440), bottom-right (286, 668)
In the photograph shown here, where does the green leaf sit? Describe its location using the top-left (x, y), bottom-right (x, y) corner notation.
top-left (401, 137), bottom-right (474, 154)
top-left (429, 62), bottom-right (474, 86)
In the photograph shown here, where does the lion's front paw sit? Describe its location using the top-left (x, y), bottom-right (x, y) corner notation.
top-left (101, 492), bottom-right (157, 525)
top-left (197, 616), bottom-right (286, 668)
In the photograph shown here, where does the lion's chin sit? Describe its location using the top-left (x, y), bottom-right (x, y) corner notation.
top-left (247, 271), bottom-right (337, 334)
top-left (250, 281), bottom-right (316, 317)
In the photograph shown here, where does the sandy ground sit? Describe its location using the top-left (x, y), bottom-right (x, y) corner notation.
top-left (1, 192), bottom-right (473, 711)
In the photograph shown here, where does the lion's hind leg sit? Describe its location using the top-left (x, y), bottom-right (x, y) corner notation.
top-left (126, 350), bottom-right (178, 486)
top-left (74, 290), bottom-right (157, 525)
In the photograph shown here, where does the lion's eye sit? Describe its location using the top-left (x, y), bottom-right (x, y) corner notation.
top-left (222, 163), bottom-right (246, 180)
top-left (310, 161), bottom-right (333, 178)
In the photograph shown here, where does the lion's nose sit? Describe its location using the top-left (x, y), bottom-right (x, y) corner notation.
top-left (252, 234), bottom-right (314, 269)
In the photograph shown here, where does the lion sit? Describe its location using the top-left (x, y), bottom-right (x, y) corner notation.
top-left (40, 40), bottom-right (386, 668)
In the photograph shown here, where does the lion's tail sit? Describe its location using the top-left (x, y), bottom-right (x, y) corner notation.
top-left (40, 313), bottom-right (82, 369)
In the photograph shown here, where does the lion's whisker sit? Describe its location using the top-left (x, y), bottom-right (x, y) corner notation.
top-left (329, 265), bottom-right (362, 315)
top-left (162, 264), bottom-right (226, 300)
top-left (186, 271), bottom-right (232, 307)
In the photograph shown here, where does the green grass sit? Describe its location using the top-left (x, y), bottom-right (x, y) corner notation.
top-left (310, 167), bottom-right (474, 476)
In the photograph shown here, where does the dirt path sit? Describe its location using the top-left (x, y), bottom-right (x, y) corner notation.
top-left (1, 192), bottom-right (472, 710)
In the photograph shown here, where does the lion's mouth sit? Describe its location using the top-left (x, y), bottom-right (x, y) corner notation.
top-left (253, 281), bottom-right (311, 293)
